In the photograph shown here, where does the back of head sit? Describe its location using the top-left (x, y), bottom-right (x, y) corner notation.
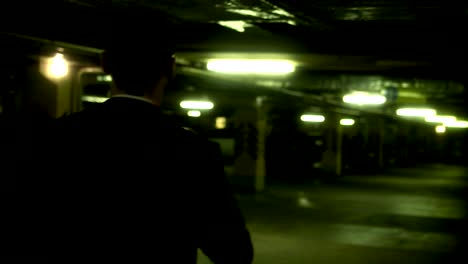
top-left (102, 6), bottom-right (176, 96)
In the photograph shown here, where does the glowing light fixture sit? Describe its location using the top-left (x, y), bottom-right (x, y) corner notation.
top-left (228, 9), bottom-right (262, 17)
top-left (97, 75), bottom-right (113, 82)
top-left (180, 101), bottom-right (214, 110)
top-left (444, 120), bottom-right (468, 128)
top-left (272, 9), bottom-right (295, 17)
top-left (340, 118), bottom-right (355, 126)
top-left (207, 59), bottom-right (295, 75)
top-left (435, 125), bottom-right (446, 134)
top-left (301, 115), bottom-right (325, 123)
top-left (396, 108), bottom-right (436, 117)
top-left (216, 117), bottom-right (227, 129)
top-left (48, 53), bottom-right (69, 78)
top-left (82, 96), bottom-right (108, 103)
top-left (218, 21), bottom-right (249, 32)
top-left (425, 115), bottom-right (456, 123)
top-left (187, 110), bottom-right (201, 117)
top-left (342, 92), bottom-right (386, 105)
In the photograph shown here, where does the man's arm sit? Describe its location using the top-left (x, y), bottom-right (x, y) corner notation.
top-left (194, 141), bottom-right (254, 264)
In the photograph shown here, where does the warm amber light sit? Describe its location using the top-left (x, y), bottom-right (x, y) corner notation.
top-left (47, 53), bottom-right (68, 78)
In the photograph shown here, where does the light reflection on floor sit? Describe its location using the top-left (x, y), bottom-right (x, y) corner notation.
top-left (198, 165), bottom-right (467, 264)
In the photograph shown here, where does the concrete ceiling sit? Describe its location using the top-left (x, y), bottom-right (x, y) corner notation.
top-left (1, 0), bottom-right (466, 116)
top-left (2, 0), bottom-right (466, 57)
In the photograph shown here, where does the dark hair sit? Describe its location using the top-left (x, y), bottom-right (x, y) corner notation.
top-left (102, 6), bottom-right (176, 96)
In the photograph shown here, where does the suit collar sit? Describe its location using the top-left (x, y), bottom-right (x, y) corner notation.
top-left (112, 94), bottom-right (155, 105)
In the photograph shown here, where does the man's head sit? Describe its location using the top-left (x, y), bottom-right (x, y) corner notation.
top-left (102, 7), bottom-right (176, 105)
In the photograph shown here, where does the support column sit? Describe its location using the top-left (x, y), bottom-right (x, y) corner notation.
top-left (55, 77), bottom-right (72, 118)
top-left (336, 122), bottom-right (343, 176)
top-left (321, 112), bottom-right (339, 177)
top-left (255, 97), bottom-right (267, 192)
top-left (232, 97), bottom-right (267, 192)
top-left (39, 55), bottom-right (73, 118)
top-left (378, 118), bottom-right (385, 169)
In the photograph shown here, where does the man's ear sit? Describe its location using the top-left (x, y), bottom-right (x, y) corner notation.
top-left (166, 56), bottom-right (176, 80)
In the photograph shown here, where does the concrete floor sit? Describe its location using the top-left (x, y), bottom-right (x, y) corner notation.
top-left (198, 165), bottom-right (468, 264)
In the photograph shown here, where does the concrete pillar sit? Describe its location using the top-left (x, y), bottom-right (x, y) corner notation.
top-left (23, 61), bottom-right (57, 118)
top-left (55, 78), bottom-right (72, 118)
top-left (336, 123), bottom-right (343, 176)
top-left (39, 55), bottom-right (74, 118)
top-left (321, 112), bottom-right (339, 176)
top-left (255, 97), bottom-right (267, 191)
top-left (378, 118), bottom-right (385, 169)
top-left (232, 97), bottom-right (267, 192)
top-left (397, 122), bottom-right (410, 165)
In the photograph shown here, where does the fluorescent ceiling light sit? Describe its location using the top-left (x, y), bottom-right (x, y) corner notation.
top-left (180, 101), bottom-right (214, 110)
top-left (82, 96), bottom-right (108, 103)
top-left (187, 110), bottom-right (201, 117)
top-left (342, 92), bottom-right (386, 105)
top-left (218, 21), bottom-right (250, 32)
top-left (301, 115), bottom-right (325, 123)
top-left (340, 118), bottom-right (355, 126)
top-left (272, 9), bottom-right (295, 17)
top-left (207, 59), bottom-right (295, 75)
top-left (398, 91), bottom-right (424, 99)
top-left (435, 125), bottom-right (446, 133)
top-left (227, 8), bottom-right (295, 20)
top-left (97, 75), bottom-right (113, 82)
top-left (425, 115), bottom-right (456, 123)
top-left (228, 9), bottom-right (262, 17)
top-left (444, 120), bottom-right (468, 128)
top-left (396, 108), bottom-right (436, 117)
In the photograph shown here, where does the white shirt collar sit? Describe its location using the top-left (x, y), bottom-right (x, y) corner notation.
top-left (112, 94), bottom-right (154, 105)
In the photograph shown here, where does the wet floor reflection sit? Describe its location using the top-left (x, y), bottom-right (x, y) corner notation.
top-left (199, 165), bottom-right (467, 264)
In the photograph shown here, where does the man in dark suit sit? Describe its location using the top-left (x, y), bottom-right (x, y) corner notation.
top-left (12, 7), bottom-right (253, 264)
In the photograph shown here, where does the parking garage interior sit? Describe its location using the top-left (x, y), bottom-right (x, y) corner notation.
top-left (1, 1), bottom-right (467, 264)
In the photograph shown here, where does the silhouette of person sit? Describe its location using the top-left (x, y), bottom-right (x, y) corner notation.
top-left (10, 6), bottom-right (253, 264)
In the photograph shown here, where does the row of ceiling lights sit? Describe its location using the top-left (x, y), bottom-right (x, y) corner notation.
top-left (301, 115), bottom-right (355, 126)
top-left (181, 99), bottom-right (467, 126)
top-left (74, 55), bottom-right (466, 132)
top-left (45, 55), bottom-right (297, 79)
top-left (180, 101), bottom-right (360, 127)
top-left (82, 95), bottom-right (466, 133)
